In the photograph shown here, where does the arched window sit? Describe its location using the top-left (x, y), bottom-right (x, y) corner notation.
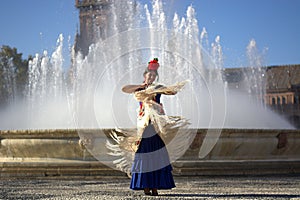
top-left (277, 97), bottom-right (281, 104)
top-left (295, 96), bottom-right (299, 104)
top-left (282, 97), bottom-right (286, 104)
top-left (272, 97), bottom-right (276, 105)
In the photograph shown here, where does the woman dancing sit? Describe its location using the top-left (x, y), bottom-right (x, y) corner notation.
top-left (121, 58), bottom-right (189, 196)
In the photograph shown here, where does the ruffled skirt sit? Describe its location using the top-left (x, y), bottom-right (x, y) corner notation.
top-left (130, 124), bottom-right (176, 190)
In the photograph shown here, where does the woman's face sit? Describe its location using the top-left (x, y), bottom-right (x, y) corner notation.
top-left (144, 71), bottom-right (157, 85)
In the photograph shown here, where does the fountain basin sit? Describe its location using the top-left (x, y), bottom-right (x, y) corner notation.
top-left (1, 129), bottom-right (300, 177)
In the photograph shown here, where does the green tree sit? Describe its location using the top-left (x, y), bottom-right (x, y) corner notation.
top-left (0, 45), bottom-right (29, 107)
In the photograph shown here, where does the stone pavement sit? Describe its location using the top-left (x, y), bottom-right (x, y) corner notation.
top-left (1, 175), bottom-right (300, 200)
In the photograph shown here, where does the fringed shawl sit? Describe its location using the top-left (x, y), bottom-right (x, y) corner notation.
top-left (106, 80), bottom-right (193, 174)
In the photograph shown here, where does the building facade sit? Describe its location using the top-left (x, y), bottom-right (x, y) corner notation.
top-left (224, 65), bottom-right (300, 128)
top-left (264, 65), bottom-right (300, 128)
top-left (74, 0), bottom-right (112, 56)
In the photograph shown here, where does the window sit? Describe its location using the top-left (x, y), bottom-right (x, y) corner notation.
top-left (272, 97), bottom-right (276, 105)
top-left (277, 97), bottom-right (281, 104)
top-left (295, 96), bottom-right (299, 104)
top-left (282, 97), bottom-right (286, 104)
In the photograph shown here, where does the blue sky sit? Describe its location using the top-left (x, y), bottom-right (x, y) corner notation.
top-left (0, 0), bottom-right (299, 68)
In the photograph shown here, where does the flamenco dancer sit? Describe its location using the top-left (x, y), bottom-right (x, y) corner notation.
top-left (107, 58), bottom-right (190, 196)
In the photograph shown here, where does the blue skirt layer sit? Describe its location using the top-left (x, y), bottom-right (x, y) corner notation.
top-left (130, 125), bottom-right (176, 190)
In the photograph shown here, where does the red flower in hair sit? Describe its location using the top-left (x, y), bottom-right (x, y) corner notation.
top-left (148, 58), bottom-right (159, 70)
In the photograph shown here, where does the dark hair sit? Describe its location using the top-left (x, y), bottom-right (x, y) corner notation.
top-left (143, 68), bottom-right (159, 81)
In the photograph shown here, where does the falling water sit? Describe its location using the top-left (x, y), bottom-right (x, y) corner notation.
top-left (0, 0), bottom-right (294, 130)
top-left (245, 39), bottom-right (267, 105)
top-left (3, 58), bottom-right (17, 105)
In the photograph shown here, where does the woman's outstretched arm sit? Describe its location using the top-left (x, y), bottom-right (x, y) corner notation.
top-left (122, 83), bottom-right (147, 93)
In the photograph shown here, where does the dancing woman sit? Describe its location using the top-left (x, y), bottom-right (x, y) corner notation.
top-left (107, 58), bottom-right (189, 196)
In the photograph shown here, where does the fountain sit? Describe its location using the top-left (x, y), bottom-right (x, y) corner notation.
top-left (0, 0), bottom-right (299, 177)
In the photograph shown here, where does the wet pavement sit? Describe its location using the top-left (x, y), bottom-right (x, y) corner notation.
top-left (1, 175), bottom-right (300, 200)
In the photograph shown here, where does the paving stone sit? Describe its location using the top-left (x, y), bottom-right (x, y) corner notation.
top-left (0, 176), bottom-right (299, 200)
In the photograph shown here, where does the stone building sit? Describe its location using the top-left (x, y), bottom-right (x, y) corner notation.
top-left (74, 0), bottom-right (112, 56)
top-left (224, 65), bottom-right (300, 128)
top-left (264, 65), bottom-right (300, 128)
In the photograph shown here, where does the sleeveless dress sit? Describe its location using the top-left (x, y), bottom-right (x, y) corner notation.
top-left (130, 94), bottom-right (176, 190)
